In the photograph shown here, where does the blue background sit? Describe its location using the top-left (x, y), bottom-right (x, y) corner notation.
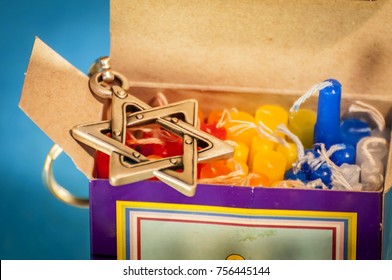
top-left (0, 0), bottom-right (110, 259)
top-left (2, 0), bottom-right (392, 261)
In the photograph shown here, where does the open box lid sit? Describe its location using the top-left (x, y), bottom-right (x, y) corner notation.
top-left (20, 0), bottom-right (392, 183)
top-left (111, 0), bottom-right (392, 99)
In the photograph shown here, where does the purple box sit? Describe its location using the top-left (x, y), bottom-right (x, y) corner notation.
top-left (90, 180), bottom-right (383, 260)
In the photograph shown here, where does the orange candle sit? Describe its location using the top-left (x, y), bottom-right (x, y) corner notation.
top-left (199, 160), bottom-right (232, 179)
top-left (247, 173), bottom-right (271, 187)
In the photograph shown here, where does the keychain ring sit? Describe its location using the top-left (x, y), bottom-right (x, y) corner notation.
top-left (89, 71), bottom-right (130, 99)
top-left (42, 144), bottom-right (89, 208)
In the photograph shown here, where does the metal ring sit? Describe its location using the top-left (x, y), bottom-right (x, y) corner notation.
top-left (89, 71), bottom-right (130, 99)
top-left (42, 144), bottom-right (89, 208)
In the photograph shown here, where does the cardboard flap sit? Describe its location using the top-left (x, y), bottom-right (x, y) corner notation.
top-left (111, 0), bottom-right (392, 98)
top-left (19, 38), bottom-right (103, 178)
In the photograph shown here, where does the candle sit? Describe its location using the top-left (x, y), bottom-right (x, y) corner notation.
top-left (255, 104), bottom-right (289, 137)
top-left (275, 143), bottom-right (298, 170)
top-left (247, 173), bottom-right (271, 187)
top-left (252, 150), bottom-right (286, 183)
top-left (231, 141), bottom-right (249, 163)
top-left (200, 122), bottom-right (227, 140)
top-left (360, 160), bottom-right (384, 191)
top-left (227, 160), bottom-right (249, 177)
top-left (356, 136), bottom-right (387, 191)
top-left (200, 160), bottom-right (232, 179)
top-left (314, 79), bottom-right (341, 148)
top-left (330, 144), bottom-right (356, 166)
top-left (300, 148), bottom-right (320, 175)
top-left (248, 135), bottom-right (276, 169)
top-left (309, 163), bottom-right (332, 188)
top-left (284, 168), bottom-right (307, 182)
top-left (340, 118), bottom-right (371, 147)
top-left (356, 136), bottom-right (388, 167)
top-left (225, 111), bottom-right (257, 147)
top-left (151, 130), bottom-right (183, 157)
top-left (198, 109), bottom-right (205, 124)
top-left (339, 163), bottom-right (360, 187)
top-left (288, 108), bottom-right (317, 149)
top-left (207, 110), bottom-right (224, 125)
top-left (95, 150), bottom-right (109, 179)
top-left (129, 126), bottom-right (183, 158)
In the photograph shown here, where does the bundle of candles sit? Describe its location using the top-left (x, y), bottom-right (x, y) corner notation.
top-left (95, 79), bottom-right (389, 192)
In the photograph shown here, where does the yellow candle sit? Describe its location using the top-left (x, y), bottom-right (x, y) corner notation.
top-left (255, 105), bottom-right (289, 135)
top-left (227, 159), bottom-right (249, 177)
top-left (232, 141), bottom-right (249, 163)
top-left (248, 135), bottom-right (276, 169)
top-left (288, 108), bottom-right (317, 149)
top-left (275, 143), bottom-right (298, 170)
top-left (224, 111), bottom-right (257, 147)
top-left (252, 150), bottom-right (286, 183)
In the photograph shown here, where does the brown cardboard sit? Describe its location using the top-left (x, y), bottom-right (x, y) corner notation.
top-left (19, 1), bottom-right (392, 189)
top-left (111, 0), bottom-right (392, 99)
top-left (19, 38), bottom-right (103, 178)
top-left (110, 0), bottom-right (392, 193)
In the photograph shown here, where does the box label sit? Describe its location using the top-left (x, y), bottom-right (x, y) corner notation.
top-left (116, 201), bottom-right (357, 260)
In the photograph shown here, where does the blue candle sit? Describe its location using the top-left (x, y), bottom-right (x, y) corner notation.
top-left (314, 79), bottom-right (342, 148)
top-left (330, 144), bottom-right (356, 166)
top-left (301, 148), bottom-right (320, 175)
top-left (312, 143), bottom-right (323, 153)
top-left (340, 118), bottom-right (371, 148)
top-left (309, 163), bottom-right (332, 188)
top-left (284, 168), bottom-right (308, 183)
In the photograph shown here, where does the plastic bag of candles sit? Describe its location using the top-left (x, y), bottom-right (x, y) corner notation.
top-left (93, 78), bottom-right (389, 193)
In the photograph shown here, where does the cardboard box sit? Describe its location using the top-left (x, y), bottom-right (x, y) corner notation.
top-left (19, 0), bottom-right (392, 259)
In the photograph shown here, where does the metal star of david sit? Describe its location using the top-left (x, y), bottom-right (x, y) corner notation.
top-left (71, 85), bottom-right (234, 197)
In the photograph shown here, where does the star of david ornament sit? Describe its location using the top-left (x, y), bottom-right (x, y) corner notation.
top-left (71, 58), bottom-right (234, 196)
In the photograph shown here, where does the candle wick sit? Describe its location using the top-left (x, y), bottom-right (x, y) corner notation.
top-left (156, 92), bottom-right (169, 106)
top-left (276, 124), bottom-right (305, 159)
top-left (317, 144), bottom-right (353, 190)
top-left (228, 120), bottom-right (256, 135)
top-left (348, 101), bottom-right (385, 131)
top-left (216, 108), bottom-right (235, 128)
top-left (198, 158), bottom-right (247, 185)
top-left (290, 81), bottom-right (333, 113)
top-left (256, 121), bottom-right (288, 146)
top-left (361, 137), bottom-right (387, 167)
